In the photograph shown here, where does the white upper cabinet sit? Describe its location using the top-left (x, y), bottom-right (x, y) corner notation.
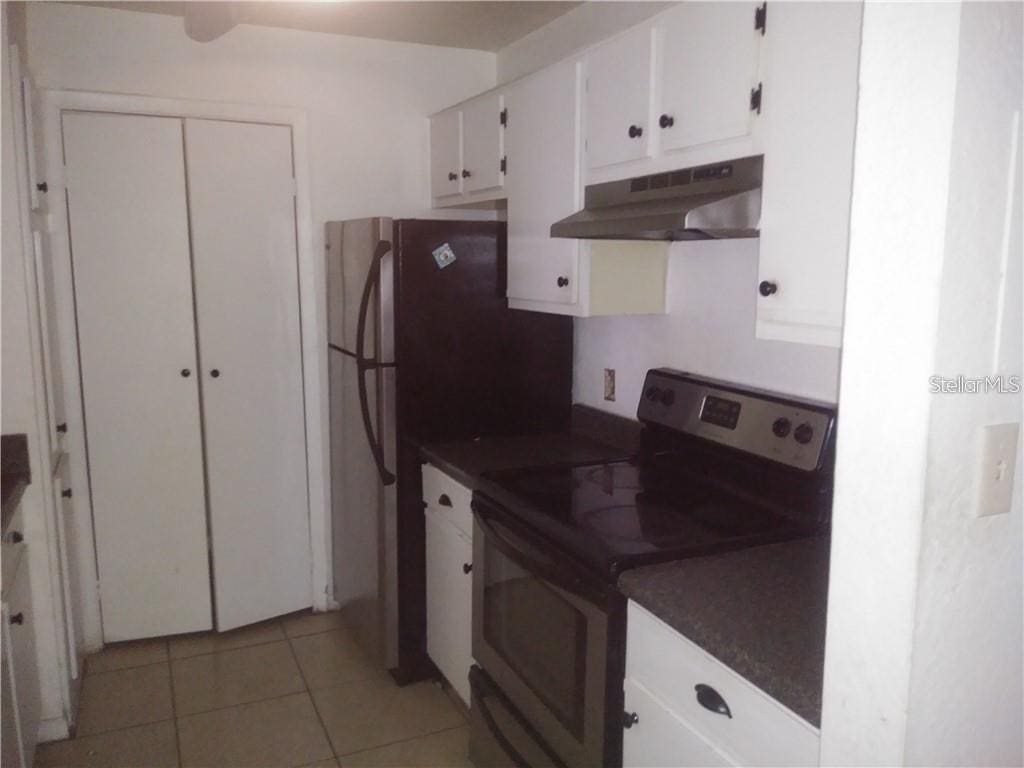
top-left (585, 25), bottom-right (655, 171)
top-left (756, 2), bottom-right (862, 347)
top-left (429, 108), bottom-right (461, 199)
top-left (505, 60), bottom-right (582, 307)
top-left (656, 2), bottom-right (762, 154)
top-left (429, 91), bottom-right (505, 205)
top-left (461, 91), bottom-right (504, 194)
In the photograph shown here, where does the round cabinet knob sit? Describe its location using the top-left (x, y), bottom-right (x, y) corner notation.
top-left (8, 531), bottom-right (23, 544)
top-left (645, 385), bottom-right (661, 401)
top-left (794, 423), bottom-right (814, 445)
top-left (628, 124), bottom-right (644, 139)
top-left (9, 613), bottom-right (24, 626)
top-left (462, 563), bottom-right (472, 574)
top-left (759, 280), bottom-right (778, 297)
top-left (660, 389), bottom-right (676, 407)
top-left (556, 276), bottom-right (570, 287)
top-left (462, 169), bottom-right (471, 178)
top-left (772, 417), bottom-right (792, 438)
top-left (181, 368), bottom-right (191, 377)
top-left (659, 114), bottom-right (675, 129)
top-left (623, 711), bottom-right (639, 729)
top-left (447, 172), bottom-right (457, 181)
top-left (210, 369), bottom-right (221, 378)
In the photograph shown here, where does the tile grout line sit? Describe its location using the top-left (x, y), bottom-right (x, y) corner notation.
top-left (165, 641), bottom-right (183, 768)
top-left (283, 628), bottom-right (340, 763)
top-left (335, 722), bottom-right (471, 762)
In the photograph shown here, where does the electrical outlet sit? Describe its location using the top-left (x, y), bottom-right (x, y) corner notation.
top-left (974, 422), bottom-right (1020, 517)
top-left (604, 369), bottom-right (616, 401)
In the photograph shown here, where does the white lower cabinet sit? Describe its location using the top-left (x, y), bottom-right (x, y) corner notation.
top-left (423, 464), bottom-right (474, 705)
top-left (624, 601), bottom-right (820, 768)
top-left (2, 520), bottom-right (41, 768)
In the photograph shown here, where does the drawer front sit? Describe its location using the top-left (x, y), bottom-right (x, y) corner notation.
top-left (422, 463), bottom-right (473, 537)
top-left (627, 601), bottom-right (819, 767)
top-left (624, 678), bottom-right (734, 767)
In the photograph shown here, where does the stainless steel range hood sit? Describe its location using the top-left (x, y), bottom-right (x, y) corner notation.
top-left (551, 155), bottom-right (763, 241)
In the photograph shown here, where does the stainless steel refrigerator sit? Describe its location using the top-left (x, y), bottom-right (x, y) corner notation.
top-left (326, 218), bottom-right (573, 678)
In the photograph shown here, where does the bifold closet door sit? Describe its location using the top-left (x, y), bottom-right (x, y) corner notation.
top-left (184, 119), bottom-right (311, 630)
top-left (62, 112), bottom-right (212, 641)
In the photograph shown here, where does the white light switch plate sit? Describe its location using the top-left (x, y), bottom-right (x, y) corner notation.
top-left (975, 422), bottom-right (1020, 517)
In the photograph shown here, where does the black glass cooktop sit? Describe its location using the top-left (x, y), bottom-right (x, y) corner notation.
top-left (476, 458), bottom-right (823, 579)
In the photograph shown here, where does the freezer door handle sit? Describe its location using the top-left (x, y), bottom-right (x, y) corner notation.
top-left (356, 239), bottom-right (397, 486)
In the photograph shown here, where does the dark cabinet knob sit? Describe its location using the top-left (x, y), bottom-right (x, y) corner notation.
top-left (210, 369), bottom-right (220, 378)
top-left (695, 684), bottom-right (732, 718)
top-left (61, 488), bottom-right (72, 499)
top-left (623, 711), bottom-right (639, 729)
top-left (659, 114), bottom-right (675, 129)
top-left (759, 280), bottom-right (778, 297)
top-left (36, 182), bottom-right (48, 193)
top-left (794, 423), bottom-right (814, 445)
top-left (8, 531), bottom-right (23, 544)
top-left (9, 612), bottom-right (24, 626)
top-left (462, 169), bottom-right (471, 178)
top-left (181, 368), bottom-right (191, 377)
top-left (557, 276), bottom-right (569, 287)
top-left (448, 172), bottom-right (457, 181)
top-left (438, 493), bottom-right (452, 507)
top-left (462, 563), bottom-right (472, 574)
top-left (56, 422), bottom-right (68, 434)
top-left (628, 124), bottom-right (643, 139)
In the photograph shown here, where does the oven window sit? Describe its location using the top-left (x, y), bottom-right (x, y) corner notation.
top-left (482, 539), bottom-right (588, 739)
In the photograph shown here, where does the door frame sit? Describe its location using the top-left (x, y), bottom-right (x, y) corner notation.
top-left (38, 89), bottom-right (331, 645)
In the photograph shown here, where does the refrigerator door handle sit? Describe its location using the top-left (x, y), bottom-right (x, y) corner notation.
top-left (356, 239), bottom-right (397, 486)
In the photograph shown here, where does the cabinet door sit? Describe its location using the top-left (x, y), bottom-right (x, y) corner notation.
top-left (425, 508), bottom-right (473, 706)
top-left (756, 2), bottom-right (862, 347)
top-left (184, 119), bottom-right (311, 631)
top-left (623, 678), bottom-right (734, 768)
top-left (461, 92), bottom-right (504, 194)
top-left (585, 25), bottom-right (654, 171)
top-left (430, 109), bottom-right (462, 198)
top-left (657, 3), bottom-right (761, 153)
top-left (53, 457), bottom-right (83, 680)
top-left (63, 112), bottom-right (212, 641)
top-left (506, 60), bottom-right (581, 306)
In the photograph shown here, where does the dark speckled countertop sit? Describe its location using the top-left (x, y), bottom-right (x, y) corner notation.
top-left (618, 536), bottom-right (831, 726)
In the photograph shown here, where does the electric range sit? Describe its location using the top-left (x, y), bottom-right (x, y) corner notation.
top-left (467, 369), bottom-right (837, 768)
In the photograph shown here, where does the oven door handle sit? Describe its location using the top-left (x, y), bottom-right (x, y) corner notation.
top-left (469, 666), bottom-right (567, 768)
top-left (473, 503), bottom-right (605, 605)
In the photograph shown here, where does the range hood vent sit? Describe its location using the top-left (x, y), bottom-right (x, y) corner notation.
top-left (551, 155), bottom-right (763, 241)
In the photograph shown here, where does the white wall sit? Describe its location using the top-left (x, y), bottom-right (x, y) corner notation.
top-left (575, 239), bottom-right (842, 417)
top-left (497, 1), bottom-right (674, 84)
top-left (25, 3), bottom-right (496, 232)
top-left (821, 2), bottom-right (1023, 766)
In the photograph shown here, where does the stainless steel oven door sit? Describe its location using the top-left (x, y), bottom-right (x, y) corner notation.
top-left (472, 500), bottom-right (610, 768)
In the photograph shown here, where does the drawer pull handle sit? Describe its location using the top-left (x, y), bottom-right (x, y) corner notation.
top-left (9, 612), bottom-right (24, 626)
top-left (438, 494), bottom-right (452, 507)
top-left (462, 562), bottom-right (472, 574)
top-left (695, 684), bottom-right (732, 718)
top-left (623, 711), bottom-right (639, 729)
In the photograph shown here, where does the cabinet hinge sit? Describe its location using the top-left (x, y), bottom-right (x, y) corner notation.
top-left (499, 108), bottom-right (508, 127)
top-left (754, 2), bottom-right (766, 35)
top-left (749, 82), bottom-right (763, 114)
top-left (500, 155), bottom-right (507, 175)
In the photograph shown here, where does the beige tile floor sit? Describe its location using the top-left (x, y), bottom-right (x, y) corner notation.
top-left (35, 611), bottom-right (471, 768)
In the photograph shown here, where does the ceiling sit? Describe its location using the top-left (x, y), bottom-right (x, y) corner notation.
top-left (68, 1), bottom-right (585, 51)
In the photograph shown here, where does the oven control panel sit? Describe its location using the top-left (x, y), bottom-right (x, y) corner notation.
top-left (637, 369), bottom-right (836, 472)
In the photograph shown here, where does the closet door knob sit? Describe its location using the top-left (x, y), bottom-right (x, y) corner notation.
top-left (628, 124), bottom-right (643, 139)
top-left (759, 280), bottom-right (778, 297)
top-left (181, 368), bottom-right (191, 377)
top-left (448, 172), bottom-right (457, 181)
top-left (8, 531), bottom-right (23, 544)
top-left (61, 488), bottom-right (72, 498)
top-left (462, 563), bottom-right (472, 574)
top-left (9, 613), bottom-right (24, 626)
top-left (462, 169), bottom-right (471, 178)
top-left (210, 369), bottom-right (220, 378)
top-left (557, 276), bottom-right (569, 287)
top-left (659, 114), bottom-right (675, 129)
